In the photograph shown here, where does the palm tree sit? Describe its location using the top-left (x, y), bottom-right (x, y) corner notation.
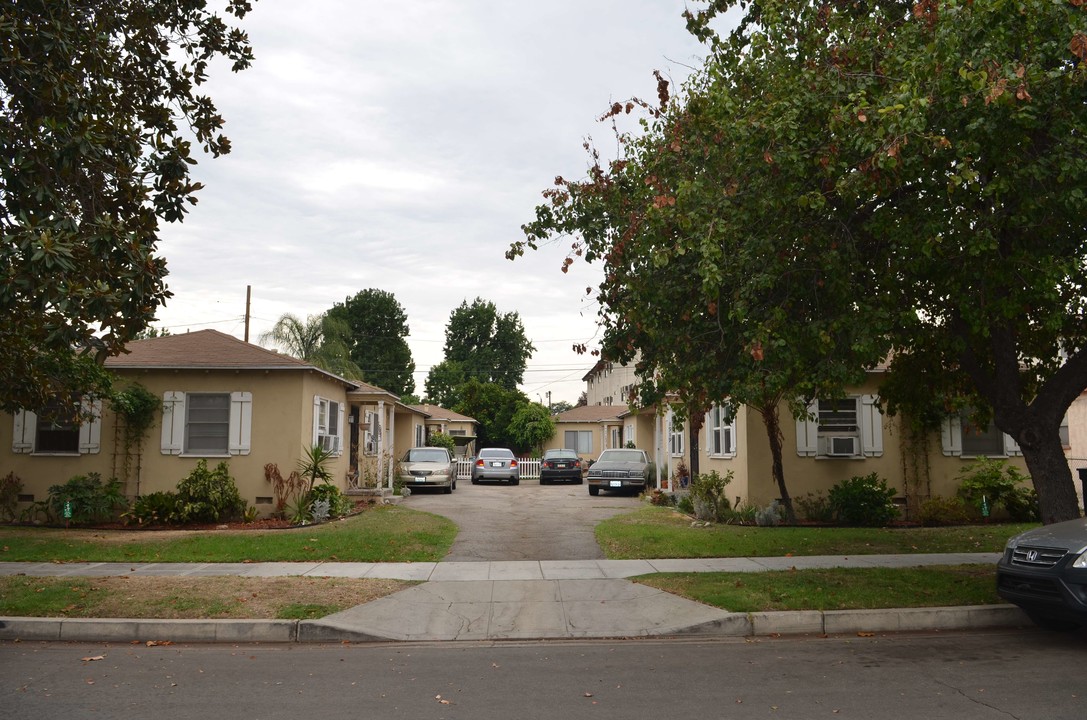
top-left (259, 313), bottom-right (363, 379)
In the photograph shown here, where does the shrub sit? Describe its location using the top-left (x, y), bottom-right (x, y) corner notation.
top-left (647, 490), bottom-right (675, 507)
top-left (828, 473), bottom-right (899, 527)
top-left (0, 471), bottom-right (22, 522)
top-left (46, 473), bottom-right (128, 524)
top-left (126, 491), bottom-right (181, 525)
top-left (307, 483), bottom-right (352, 519)
top-left (755, 500), bottom-right (786, 527)
top-left (175, 460), bottom-right (245, 523)
top-left (955, 458), bottom-right (1036, 520)
top-left (426, 432), bottom-right (456, 453)
top-left (688, 470), bottom-right (733, 523)
top-left (918, 496), bottom-right (973, 526)
top-left (676, 493), bottom-right (694, 515)
top-left (1002, 486), bottom-right (1041, 523)
top-left (795, 491), bottom-right (834, 523)
top-left (723, 501), bottom-right (758, 525)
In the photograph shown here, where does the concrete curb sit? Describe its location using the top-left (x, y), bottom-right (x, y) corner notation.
top-left (0, 605), bottom-right (1031, 644)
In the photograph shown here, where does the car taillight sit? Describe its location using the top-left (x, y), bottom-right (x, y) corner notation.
top-left (543, 461), bottom-right (552, 469)
top-left (510, 459), bottom-right (518, 468)
top-left (573, 460), bottom-right (581, 468)
top-left (475, 459), bottom-right (484, 467)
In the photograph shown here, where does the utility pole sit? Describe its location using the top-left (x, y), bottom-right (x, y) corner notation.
top-left (243, 285), bottom-right (252, 342)
top-left (546, 391), bottom-right (551, 412)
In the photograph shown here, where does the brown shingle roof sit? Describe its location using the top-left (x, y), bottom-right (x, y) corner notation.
top-left (410, 404), bottom-right (477, 423)
top-left (554, 404), bottom-right (629, 423)
top-left (106, 329), bottom-right (322, 372)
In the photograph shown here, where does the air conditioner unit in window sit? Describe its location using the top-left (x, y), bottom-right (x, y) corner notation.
top-left (826, 436), bottom-right (858, 457)
top-left (319, 436), bottom-right (341, 454)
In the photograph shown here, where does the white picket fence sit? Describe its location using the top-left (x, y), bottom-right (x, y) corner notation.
top-left (456, 457), bottom-right (541, 480)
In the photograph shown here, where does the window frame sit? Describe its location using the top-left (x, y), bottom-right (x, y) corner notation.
top-left (707, 405), bottom-right (737, 458)
top-left (185, 392), bottom-right (232, 455)
top-left (161, 391), bottom-right (251, 457)
top-left (668, 410), bottom-right (684, 457)
top-left (12, 397), bottom-right (102, 456)
top-left (564, 430), bottom-right (593, 455)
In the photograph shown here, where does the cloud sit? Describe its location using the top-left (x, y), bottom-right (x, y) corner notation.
top-left (154, 0), bottom-right (713, 403)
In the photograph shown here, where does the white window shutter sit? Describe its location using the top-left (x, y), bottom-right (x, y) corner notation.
top-left (78, 399), bottom-right (103, 454)
top-left (1003, 433), bottom-right (1023, 457)
top-left (727, 417), bottom-right (738, 457)
top-left (859, 395), bottom-right (884, 457)
top-left (795, 401), bottom-right (818, 457)
top-left (161, 392), bottom-right (185, 455)
top-left (312, 396), bottom-right (321, 446)
top-left (941, 415), bottom-right (962, 456)
top-left (12, 409), bottom-right (35, 453)
top-left (229, 391), bottom-right (253, 456)
top-left (335, 402), bottom-right (345, 456)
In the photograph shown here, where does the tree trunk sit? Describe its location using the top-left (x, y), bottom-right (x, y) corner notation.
top-left (688, 412), bottom-right (704, 480)
top-left (959, 321), bottom-right (1086, 524)
top-left (759, 403), bottom-right (797, 525)
top-left (1010, 419), bottom-right (1081, 524)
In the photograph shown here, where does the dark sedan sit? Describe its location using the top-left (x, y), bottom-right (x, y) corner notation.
top-left (997, 517), bottom-right (1087, 631)
top-left (540, 449), bottom-right (583, 485)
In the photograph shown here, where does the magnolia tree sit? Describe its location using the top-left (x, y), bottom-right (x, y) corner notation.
top-left (1, 0), bottom-right (256, 413)
top-left (514, 0), bottom-right (1087, 523)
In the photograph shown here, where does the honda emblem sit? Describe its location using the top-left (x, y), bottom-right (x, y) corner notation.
top-left (1026, 550), bottom-right (1039, 562)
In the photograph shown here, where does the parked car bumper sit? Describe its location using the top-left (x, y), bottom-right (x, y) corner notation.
top-left (587, 476), bottom-right (647, 492)
top-left (471, 469), bottom-right (519, 482)
top-left (398, 473), bottom-right (453, 489)
top-left (541, 469), bottom-right (582, 484)
top-left (996, 559), bottom-right (1087, 626)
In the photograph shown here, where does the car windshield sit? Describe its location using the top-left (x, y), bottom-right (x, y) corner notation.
top-left (405, 448), bottom-right (448, 463)
top-left (598, 450), bottom-right (644, 463)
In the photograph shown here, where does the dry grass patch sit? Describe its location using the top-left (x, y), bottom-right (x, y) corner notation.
top-left (0, 575), bottom-right (412, 620)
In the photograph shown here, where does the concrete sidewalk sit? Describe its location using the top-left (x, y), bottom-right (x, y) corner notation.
top-left (0, 554), bottom-right (1030, 643)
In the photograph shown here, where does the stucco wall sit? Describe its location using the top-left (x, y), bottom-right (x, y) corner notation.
top-left (2, 368), bottom-right (352, 518)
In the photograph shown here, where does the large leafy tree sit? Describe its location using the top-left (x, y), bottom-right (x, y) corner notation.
top-left (454, 379), bottom-right (528, 450)
top-left (1, 0), bottom-right (255, 413)
top-left (507, 402), bottom-right (556, 455)
top-left (443, 298), bottom-right (534, 389)
top-left (259, 312), bottom-right (362, 379)
top-left (518, 0), bottom-right (1087, 523)
top-left (424, 359), bottom-right (467, 408)
top-left (327, 288), bottom-right (415, 396)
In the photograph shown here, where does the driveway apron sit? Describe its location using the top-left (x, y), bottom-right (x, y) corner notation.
top-left (402, 478), bottom-right (641, 561)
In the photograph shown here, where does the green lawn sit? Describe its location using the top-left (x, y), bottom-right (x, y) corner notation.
top-left (0, 505), bottom-right (456, 563)
top-left (596, 505), bottom-right (1032, 559)
top-left (635, 565), bottom-right (1001, 612)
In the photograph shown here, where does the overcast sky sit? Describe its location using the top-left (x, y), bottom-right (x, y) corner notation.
top-left (154, 1), bottom-right (723, 404)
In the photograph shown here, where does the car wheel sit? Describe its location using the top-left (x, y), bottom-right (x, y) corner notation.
top-left (1026, 611), bottom-right (1082, 632)
top-left (540, 477), bottom-right (548, 485)
top-left (443, 484), bottom-right (453, 494)
top-left (511, 477), bottom-right (519, 486)
top-left (452, 479), bottom-right (457, 490)
top-left (576, 478), bottom-right (583, 485)
top-left (471, 478), bottom-right (479, 484)
top-left (589, 485), bottom-right (599, 496)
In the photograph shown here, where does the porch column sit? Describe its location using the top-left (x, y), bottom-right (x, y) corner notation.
top-left (386, 402), bottom-right (396, 489)
top-left (376, 400), bottom-right (386, 490)
top-left (655, 411), bottom-right (665, 491)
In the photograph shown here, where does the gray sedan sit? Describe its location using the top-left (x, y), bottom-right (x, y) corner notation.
top-left (470, 448), bottom-right (520, 485)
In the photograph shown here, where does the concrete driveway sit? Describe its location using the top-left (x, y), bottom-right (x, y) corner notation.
top-left (402, 476), bottom-right (642, 561)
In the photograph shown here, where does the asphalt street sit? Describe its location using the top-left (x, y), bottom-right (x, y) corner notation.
top-left (2, 630), bottom-right (1083, 719)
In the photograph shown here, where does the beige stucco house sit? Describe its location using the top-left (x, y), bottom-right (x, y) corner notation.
top-left (571, 361), bottom-right (1071, 519)
top-left (2, 330), bottom-right (428, 517)
top-left (408, 404), bottom-right (478, 458)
